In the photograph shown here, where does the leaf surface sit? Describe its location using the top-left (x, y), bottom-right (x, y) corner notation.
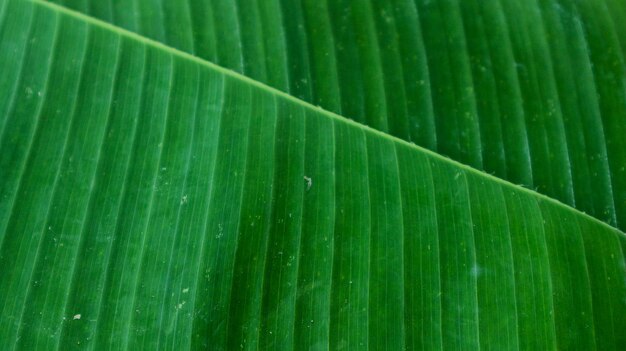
top-left (0, 1), bottom-right (625, 349)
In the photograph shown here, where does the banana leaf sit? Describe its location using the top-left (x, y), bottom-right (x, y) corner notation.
top-left (0, 0), bottom-right (625, 350)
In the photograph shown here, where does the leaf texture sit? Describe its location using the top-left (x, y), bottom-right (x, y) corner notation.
top-left (0, 1), bottom-right (625, 349)
top-left (45, 0), bottom-right (626, 232)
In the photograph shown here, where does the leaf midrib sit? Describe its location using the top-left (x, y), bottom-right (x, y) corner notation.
top-left (29, 0), bottom-right (626, 237)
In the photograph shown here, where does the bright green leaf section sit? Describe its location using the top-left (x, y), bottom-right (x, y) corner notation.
top-left (1, 0), bottom-right (626, 349)
top-left (46, 0), bottom-right (626, 232)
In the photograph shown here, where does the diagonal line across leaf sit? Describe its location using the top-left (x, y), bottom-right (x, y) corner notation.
top-left (45, 0), bottom-right (626, 233)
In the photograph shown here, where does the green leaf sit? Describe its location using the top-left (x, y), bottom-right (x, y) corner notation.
top-left (0, 0), bottom-right (625, 349)
top-left (46, 0), bottom-right (626, 232)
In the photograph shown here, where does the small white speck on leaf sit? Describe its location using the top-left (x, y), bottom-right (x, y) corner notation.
top-left (180, 194), bottom-right (188, 205)
top-left (470, 265), bottom-right (483, 277)
top-left (304, 176), bottom-right (312, 191)
top-left (73, 314), bottom-right (81, 320)
top-left (182, 288), bottom-right (189, 293)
